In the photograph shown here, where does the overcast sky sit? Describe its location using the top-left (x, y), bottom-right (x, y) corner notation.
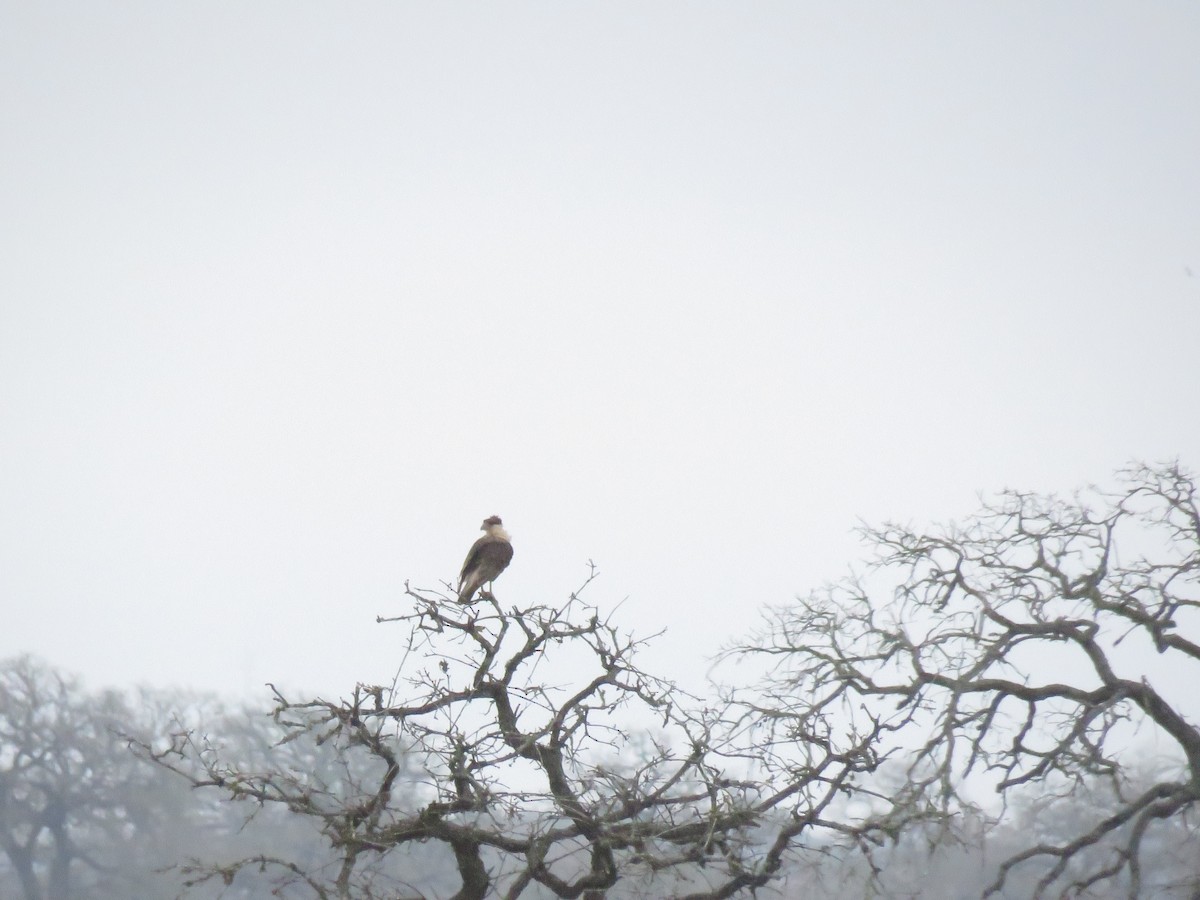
top-left (2, 3), bottom-right (1198, 701)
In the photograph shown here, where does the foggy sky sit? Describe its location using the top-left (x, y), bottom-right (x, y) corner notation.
top-left (2, 3), bottom-right (1198, 698)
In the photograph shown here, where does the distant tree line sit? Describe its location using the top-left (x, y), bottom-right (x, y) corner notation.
top-left (2, 462), bottom-right (1198, 898)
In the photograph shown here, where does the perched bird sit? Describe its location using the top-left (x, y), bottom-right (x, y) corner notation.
top-left (457, 515), bottom-right (513, 603)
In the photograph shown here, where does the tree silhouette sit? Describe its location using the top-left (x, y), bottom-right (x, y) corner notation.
top-left (730, 461), bottom-right (1200, 899)
top-left (141, 573), bottom-right (911, 898)
top-left (0, 657), bottom-right (188, 899)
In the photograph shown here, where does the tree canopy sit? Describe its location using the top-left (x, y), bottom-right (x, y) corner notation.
top-left (730, 461), bottom-right (1200, 898)
top-left (4, 461), bottom-right (1199, 898)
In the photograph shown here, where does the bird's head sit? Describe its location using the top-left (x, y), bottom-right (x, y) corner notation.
top-left (481, 515), bottom-right (503, 530)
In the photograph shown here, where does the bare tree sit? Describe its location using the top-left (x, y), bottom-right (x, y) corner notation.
top-left (729, 461), bottom-right (1200, 899)
top-left (0, 656), bottom-right (181, 899)
top-left (141, 572), bottom-right (916, 898)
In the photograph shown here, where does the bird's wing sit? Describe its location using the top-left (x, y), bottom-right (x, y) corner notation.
top-left (459, 537), bottom-right (513, 602)
top-left (486, 540), bottom-right (514, 573)
top-left (459, 535), bottom-right (491, 585)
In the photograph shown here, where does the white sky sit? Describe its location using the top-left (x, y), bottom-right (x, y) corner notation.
top-left (2, 3), bottom-right (1198, 700)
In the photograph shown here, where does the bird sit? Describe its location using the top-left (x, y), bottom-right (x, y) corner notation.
top-left (457, 515), bottom-right (513, 603)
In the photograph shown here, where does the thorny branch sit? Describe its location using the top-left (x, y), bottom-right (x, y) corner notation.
top-left (135, 573), bottom-right (896, 898)
top-left (728, 461), bottom-right (1200, 899)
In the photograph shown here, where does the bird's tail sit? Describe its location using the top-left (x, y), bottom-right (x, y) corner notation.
top-left (457, 575), bottom-right (482, 604)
